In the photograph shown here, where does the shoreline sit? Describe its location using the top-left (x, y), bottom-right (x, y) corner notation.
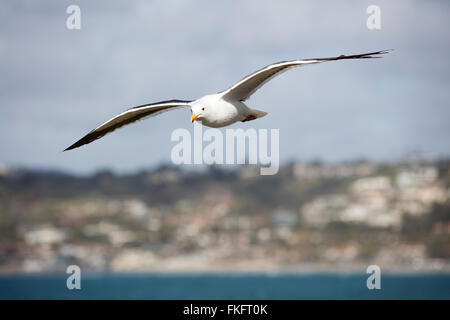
top-left (1, 266), bottom-right (450, 276)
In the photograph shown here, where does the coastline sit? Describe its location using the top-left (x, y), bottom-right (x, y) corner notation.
top-left (1, 262), bottom-right (450, 276)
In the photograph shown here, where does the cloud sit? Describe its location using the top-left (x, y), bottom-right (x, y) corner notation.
top-left (0, 0), bottom-right (449, 173)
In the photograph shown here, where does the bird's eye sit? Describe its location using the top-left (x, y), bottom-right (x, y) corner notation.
top-left (202, 107), bottom-right (205, 111)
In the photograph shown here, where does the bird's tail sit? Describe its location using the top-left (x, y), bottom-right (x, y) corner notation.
top-left (250, 108), bottom-right (268, 119)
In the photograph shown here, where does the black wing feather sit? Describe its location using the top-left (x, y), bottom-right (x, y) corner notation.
top-left (64, 100), bottom-right (191, 151)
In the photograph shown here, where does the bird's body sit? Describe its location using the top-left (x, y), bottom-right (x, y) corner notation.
top-left (190, 94), bottom-right (265, 128)
top-left (64, 50), bottom-right (391, 151)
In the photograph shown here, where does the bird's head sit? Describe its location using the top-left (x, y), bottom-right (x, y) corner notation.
top-left (190, 105), bottom-right (206, 123)
top-left (190, 94), bottom-right (219, 124)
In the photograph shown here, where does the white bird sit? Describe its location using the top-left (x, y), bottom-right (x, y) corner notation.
top-left (64, 50), bottom-right (391, 151)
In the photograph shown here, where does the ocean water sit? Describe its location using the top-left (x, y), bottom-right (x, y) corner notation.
top-left (0, 273), bottom-right (449, 300)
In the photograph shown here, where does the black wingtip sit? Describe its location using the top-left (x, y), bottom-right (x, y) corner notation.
top-left (377, 49), bottom-right (393, 54)
top-left (63, 138), bottom-right (88, 152)
top-left (350, 49), bottom-right (391, 59)
top-left (316, 49), bottom-right (393, 62)
top-left (63, 145), bottom-right (76, 152)
top-left (62, 127), bottom-right (102, 152)
top-left (362, 49), bottom-right (394, 58)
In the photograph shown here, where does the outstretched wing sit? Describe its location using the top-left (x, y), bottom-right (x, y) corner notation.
top-left (221, 50), bottom-right (391, 102)
top-left (64, 99), bottom-right (191, 151)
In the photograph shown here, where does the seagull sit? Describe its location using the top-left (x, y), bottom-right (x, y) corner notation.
top-left (64, 49), bottom-right (391, 151)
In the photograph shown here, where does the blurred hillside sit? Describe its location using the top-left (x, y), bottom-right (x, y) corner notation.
top-left (0, 159), bottom-right (449, 273)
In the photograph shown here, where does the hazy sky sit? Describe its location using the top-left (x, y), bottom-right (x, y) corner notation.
top-left (1, 0), bottom-right (449, 173)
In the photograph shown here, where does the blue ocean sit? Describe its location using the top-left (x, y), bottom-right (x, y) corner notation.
top-left (0, 273), bottom-right (449, 300)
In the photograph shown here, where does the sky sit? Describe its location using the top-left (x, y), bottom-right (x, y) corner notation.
top-left (0, 0), bottom-right (449, 174)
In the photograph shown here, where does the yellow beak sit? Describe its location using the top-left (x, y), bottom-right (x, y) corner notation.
top-left (191, 113), bottom-right (200, 123)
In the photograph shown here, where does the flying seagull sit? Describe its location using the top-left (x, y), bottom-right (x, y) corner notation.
top-left (64, 49), bottom-right (391, 151)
